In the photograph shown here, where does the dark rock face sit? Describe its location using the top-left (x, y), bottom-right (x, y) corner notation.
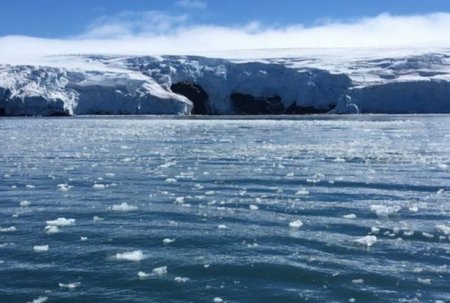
top-left (284, 102), bottom-right (332, 114)
top-left (231, 93), bottom-right (285, 115)
top-left (171, 82), bottom-right (210, 115)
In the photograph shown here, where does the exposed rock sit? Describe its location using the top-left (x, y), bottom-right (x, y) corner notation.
top-left (284, 102), bottom-right (331, 114)
top-left (171, 82), bottom-right (210, 114)
top-left (231, 93), bottom-right (284, 114)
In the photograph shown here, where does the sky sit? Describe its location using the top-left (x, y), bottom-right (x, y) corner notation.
top-left (1, 0), bottom-right (450, 58)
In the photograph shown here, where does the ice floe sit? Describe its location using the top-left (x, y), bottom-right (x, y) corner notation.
top-left (0, 226), bottom-right (16, 232)
top-left (111, 202), bottom-right (138, 212)
top-left (20, 200), bottom-right (31, 207)
top-left (138, 271), bottom-right (150, 279)
top-left (249, 204), bottom-right (259, 210)
top-left (59, 282), bottom-right (81, 289)
top-left (353, 235), bottom-right (377, 247)
top-left (28, 296), bottom-right (48, 303)
top-left (152, 266), bottom-right (168, 277)
top-left (289, 220), bottom-right (304, 229)
top-left (44, 226), bottom-right (60, 234)
top-left (33, 245), bottom-right (49, 253)
top-left (92, 184), bottom-right (106, 190)
top-left (46, 218), bottom-right (75, 226)
top-left (370, 205), bottom-right (401, 217)
top-left (174, 276), bottom-right (190, 283)
top-left (163, 238), bottom-right (176, 245)
top-left (436, 224), bottom-right (450, 235)
top-left (115, 250), bottom-right (146, 262)
top-left (343, 214), bottom-right (357, 219)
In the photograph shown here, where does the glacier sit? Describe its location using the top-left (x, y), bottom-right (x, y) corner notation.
top-left (1, 48), bottom-right (450, 115)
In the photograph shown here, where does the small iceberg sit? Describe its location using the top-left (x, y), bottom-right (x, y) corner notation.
top-left (111, 202), bottom-right (138, 212)
top-left (115, 250), bottom-right (146, 262)
top-left (46, 218), bottom-right (75, 226)
top-left (353, 235), bottom-right (377, 247)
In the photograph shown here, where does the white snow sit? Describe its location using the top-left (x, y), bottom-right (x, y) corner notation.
top-left (115, 250), bottom-right (146, 262)
top-left (2, 48), bottom-right (450, 116)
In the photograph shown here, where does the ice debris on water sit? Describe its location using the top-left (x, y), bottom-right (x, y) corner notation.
top-left (163, 238), bottom-right (175, 245)
top-left (20, 200), bottom-right (31, 207)
top-left (289, 220), bottom-right (303, 229)
top-left (370, 205), bottom-right (400, 217)
top-left (218, 224), bottom-right (228, 229)
top-left (111, 202), bottom-right (138, 212)
top-left (249, 204), bottom-right (259, 210)
top-left (116, 250), bottom-right (146, 262)
top-left (152, 266), bottom-right (168, 277)
top-left (93, 216), bottom-right (104, 222)
top-left (436, 224), bottom-right (450, 235)
top-left (46, 218), bottom-right (75, 226)
top-left (33, 245), bottom-right (49, 253)
top-left (0, 226), bottom-right (16, 232)
top-left (57, 183), bottom-right (70, 192)
top-left (92, 184), bottom-right (106, 190)
top-left (174, 276), bottom-right (190, 283)
top-left (59, 282), bottom-right (81, 289)
top-left (353, 235), bottom-right (377, 247)
top-left (213, 297), bottom-right (224, 303)
top-left (138, 271), bottom-right (150, 279)
top-left (343, 214), bottom-right (357, 219)
top-left (28, 296), bottom-right (48, 303)
top-left (295, 189), bottom-right (310, 195)
top-left (44, 226), bottom-right (60, 234)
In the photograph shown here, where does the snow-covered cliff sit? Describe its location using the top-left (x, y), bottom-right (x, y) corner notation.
top-left (1, 48), bottom-right (450, 115)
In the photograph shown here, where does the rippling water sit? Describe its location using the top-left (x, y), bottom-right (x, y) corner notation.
top-left (1, 115), bottom-right (449, 303)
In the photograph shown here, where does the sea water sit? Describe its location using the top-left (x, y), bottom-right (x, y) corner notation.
top-left (0, 115), bottom-right (449, 303)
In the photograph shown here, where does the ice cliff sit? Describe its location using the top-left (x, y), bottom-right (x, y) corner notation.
top-left (1, 48), bottom-right (450, 115)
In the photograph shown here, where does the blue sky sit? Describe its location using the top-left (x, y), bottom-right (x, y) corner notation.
top-left (2, 0), bottom-right (450, 38)
top-left (1, 0), bottom-right (450, 59)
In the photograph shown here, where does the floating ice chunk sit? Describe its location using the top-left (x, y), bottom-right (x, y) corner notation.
top-left (165, 178), bottom-right (177, 183)
top-left (205, 191), bottom-right (215, 195)
top-left (163, 238), bottom-right (175, 245)
top-left (436, 224), bottom-right (450, 235)
top-left (343, 214), bottom-right (357, 219)
top-left (25, 184), bottom-right (35, 189)
top-left (437, 189), bottom-right (445, 195)
top-left (418, 278), bottom-right (431, 285)
top-left (92, 184), bottom-right (106, 190)
top-left (353, 235), bottom-right (377, 247)
top-left (93, 216), bottom-right (104, 222)
top-left (370, 205), bottom-right (400, 217)
top-left (333, 157), bottom-right (346, 163)
top-left (20, 200), bottom-right (31, 207)
top-left (0, 226), bottom-right (16, 232)
top-left (409, 206), bottom-right (419, 213)
top-left (105, 173), bottom-right (116, 177)
top-left (57, 184), bottom-right (70, 192)
top-left (352, 279), bottom-right (364, 284)
top-left (174, 276), bottom-right (190, 283)
top-left (33, 245), bottom-right (49, 253)
top-left (46, 218), bottom-right (75, 226)
top-left (295, 189), bottom-right (309, 195)
top-left (422, 232), bottom-right (434, 239)
top-left (116, 250), bottom-right (146, 262)
top-left (403, 230), bottom-right (414, 237)
top-left (111, 202), bottom-right (138, 212)
top-left (213, 297), bottom-right (224, 303)
top-left (289, 220), bottom-right (303, 229)
top-left (59, 282), bottom-right (81, 289)
top-left (44, 225), bottom-right (60, 234)
top-left (152, 266), bottom-right (168, 277)
top-left (217, 224), bottom-right (228, 229)
top-left (28, 296), bottom-right (48, 303)
top-left (174, 197), bottom-right (185, 204)
top-left (81, 237), bottom-right (88, 241)
top-left (138, 271), bottom-right (150, 279)
top-left (249, 204), bottom-right (259, 210)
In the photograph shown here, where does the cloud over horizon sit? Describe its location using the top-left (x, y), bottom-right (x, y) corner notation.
top-left (1, 11), bottom-right (450, 63)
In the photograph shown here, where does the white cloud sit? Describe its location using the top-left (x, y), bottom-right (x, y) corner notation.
top-left (1, 12), bottom-right (450, 63)
top-left (175, 0), bottom-right (207, 9)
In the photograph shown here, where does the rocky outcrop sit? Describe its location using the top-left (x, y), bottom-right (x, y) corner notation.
top-left (231, 93), bottom-right (284, 114)
top-left (171, 82), bottom-right (210, 114)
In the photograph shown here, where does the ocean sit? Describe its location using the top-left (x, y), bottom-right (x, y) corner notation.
top-left (1, 115), bottom-right (449, 303)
